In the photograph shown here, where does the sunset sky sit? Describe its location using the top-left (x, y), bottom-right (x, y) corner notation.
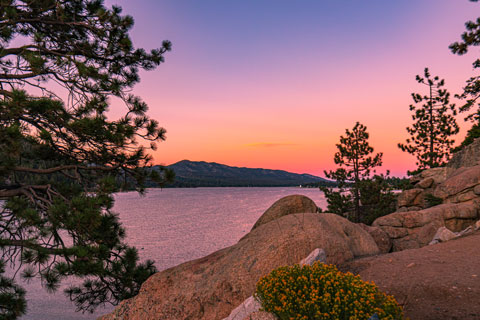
top-left (106, 0), bottom-right (479, 177)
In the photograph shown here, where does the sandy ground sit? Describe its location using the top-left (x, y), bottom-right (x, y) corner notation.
top-left (339, 231), bottom-right (480, 320)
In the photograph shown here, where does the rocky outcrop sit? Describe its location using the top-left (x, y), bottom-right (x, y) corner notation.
top-left (447, 137), bottom-right (480, 169)
top-left (416, 177), bottom-right (434, 189)
top-left (399, 138), bottom-right (480, 211)
top-left (397, 167), bottom-right (454, 212)
top-left (396, 188), bottom-right (425, 209)
top-left (383, 140), bottom-right (480, 249)
top-left (373, 202), bottom-right (479, 251)
top-left (398, 168), bottom-right (456, 211)
top-left (250, 195), bottom-right (317, 231)
top-left (409, 167), bottom-right (452, 185)
top-left (101, 213), bottom-right (378, 320)
top-left (433, 165), bottom-right (480, 203)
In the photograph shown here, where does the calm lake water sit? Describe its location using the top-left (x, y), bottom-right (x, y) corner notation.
top-left (17, 187), bottom-right (327, 319)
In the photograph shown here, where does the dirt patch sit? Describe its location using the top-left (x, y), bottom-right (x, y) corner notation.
top-left (339, 231), bottom-right (480, 320)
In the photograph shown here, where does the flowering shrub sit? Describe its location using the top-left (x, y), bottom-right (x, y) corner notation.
top-left (255, 263), bottom-right (403, 320)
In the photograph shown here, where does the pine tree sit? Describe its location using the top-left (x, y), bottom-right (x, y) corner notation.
top-left (0, 1), bottom-right (174, 317)
top-left (450, 0), bottom-right (480, 149)
top-left (321, 122), bottom-right (383, 223)
top-left (0, 260), bottom-right (26, 319)
top-left (398, 68), bottom-right (459, 171)
top-left (357, 173), bottom-right (396, 225)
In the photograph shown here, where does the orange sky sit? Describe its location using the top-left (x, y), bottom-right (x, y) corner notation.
top-left (105, 1), bottom-right (479, 177)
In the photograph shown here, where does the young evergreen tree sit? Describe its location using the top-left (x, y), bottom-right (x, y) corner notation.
top-left (357, 173), bottom-right (396, 225)
top-left (321, 122), bottom-right (383, 223)
top-left (0, 0), bottom-right (174, 317)
top-left (398, 68), bottom-right (459, 171)
top-left (321, 168), bottom-right (353, 217)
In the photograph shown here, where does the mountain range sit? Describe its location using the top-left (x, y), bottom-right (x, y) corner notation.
top-left (156, 160), bottom-right (332, 187)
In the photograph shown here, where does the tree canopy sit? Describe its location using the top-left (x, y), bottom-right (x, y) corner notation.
top-left (0, 0), bottom-right (173, 317)
top-left (450, 0), bottom-right (480, 149)
top-left (398, 68), bottom-right (459, 171)
top-left (320, 122), bottom-right (391, 223)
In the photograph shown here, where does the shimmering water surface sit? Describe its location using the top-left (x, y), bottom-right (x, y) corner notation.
top-left (18, 187), bottom-right (327, 319)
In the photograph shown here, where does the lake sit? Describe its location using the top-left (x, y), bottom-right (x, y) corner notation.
top-left (17, 187), bottom-right (327, 319)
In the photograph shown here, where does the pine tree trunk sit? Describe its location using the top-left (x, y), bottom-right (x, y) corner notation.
top-left (429, 84), bottom-right (434, 167)
top-left (354, 137), bottom-right (360, 223)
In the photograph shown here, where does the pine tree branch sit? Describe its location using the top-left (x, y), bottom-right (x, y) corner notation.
top-left (2, 165), bottom-right (120, 175)
top-left (0, 238), bottom-right (66, 255)
top-left (0, 72), bottom-right (41, 79)
top-left (0, 19), bottom-right (95, 31)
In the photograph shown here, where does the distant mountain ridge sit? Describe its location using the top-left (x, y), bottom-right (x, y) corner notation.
top-left (158, 160), bottom-right (332, 187)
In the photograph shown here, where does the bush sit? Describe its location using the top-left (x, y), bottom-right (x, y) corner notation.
top-left (321, 174), bottom-right (397, 225)
top-left (358, 175), bottom-right (397, 225)
top-left (255, 263), bottom-right (404, 320)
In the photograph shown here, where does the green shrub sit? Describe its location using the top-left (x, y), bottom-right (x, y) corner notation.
top-left (255, 263), bottom-right (404, 320)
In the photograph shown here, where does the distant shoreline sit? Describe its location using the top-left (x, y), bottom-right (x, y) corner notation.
top-left (116, 185), bottom-right (326, 193)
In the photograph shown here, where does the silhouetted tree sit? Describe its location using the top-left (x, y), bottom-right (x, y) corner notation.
top-left (0, 0), bottom-right (174, 317)
top-left (450, 0), bottom-right (480, 150)
top-left (398, 68), bottom-right (459, 171)
top-left (321, 122), bottom-right (383, 223)
top-left (357, 173), bottom-right (396, 225)
top-left (452, 122), bottom-right (480, 152)
top-left (0, 260), bottom-right (26, 319)
top-left (321, 168), bottom-right (353, 217)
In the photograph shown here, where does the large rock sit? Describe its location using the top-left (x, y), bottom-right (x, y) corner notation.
top-left (429, 226), bottom-right (456, 244)
top-left (447, 137), bottom-right (480, 169)
top-left (373, 202), bottom-right (480, 251)
top-left (380, 141), bottom-right (480, 251)
top-left (398, 168), bottom-right (453, 211)
top-left (417, 177), bottom-right (434, 189)
top-left (410, 167), bottom-right (452, 185)
top-left (100, 213), bottom-right (379, 320)
top-left (299, 248), bottom-right (327, 265)
top-left (251, 195), bottom-right (317, 231)
top-left (358, 224), bottom-right (392, 254)
top-left (224, 296), bottom-right (262, 320)
top-left (396, 188), bottom-right (425, 208)
top-left (433, 165), bottom-right (480, 202)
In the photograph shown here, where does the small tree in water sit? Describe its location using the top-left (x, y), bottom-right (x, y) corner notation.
top-left (398, 68), bottom-right (459, 172)
top-left (321, 122), bottom-right (387, 223)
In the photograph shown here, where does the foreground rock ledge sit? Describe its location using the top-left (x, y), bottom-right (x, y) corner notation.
top-left (339, 231), bottom-right (480, 320)
top-left (100, 213), bottom-right (378, 320)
